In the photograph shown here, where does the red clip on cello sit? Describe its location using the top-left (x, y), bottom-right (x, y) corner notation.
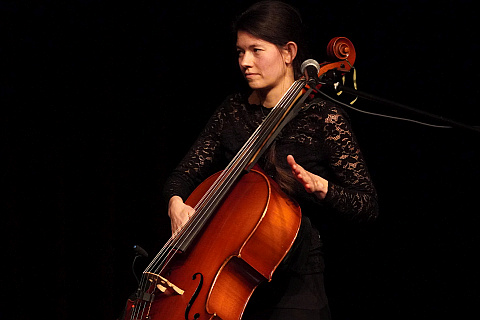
top-left (121, 37), bottom-right (356, 320)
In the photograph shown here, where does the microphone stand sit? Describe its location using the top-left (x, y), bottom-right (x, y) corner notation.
top-left (324, 81), bottom-right (480, 134)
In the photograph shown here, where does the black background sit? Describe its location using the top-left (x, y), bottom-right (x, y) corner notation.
top-left (2, 0), bottom-right (479, 319)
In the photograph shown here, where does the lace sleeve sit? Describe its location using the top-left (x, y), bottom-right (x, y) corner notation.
top-left (320, 104), bottom-right (379, 222)
top-left (162, 101), bottom-right (228, 202)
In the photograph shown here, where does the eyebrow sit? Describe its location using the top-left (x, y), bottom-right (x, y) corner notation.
top-left (236, 43), bottom-right (265, 50)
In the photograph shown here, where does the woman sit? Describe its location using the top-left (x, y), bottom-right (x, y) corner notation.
top-left (163, 1), bottom-right (378, 319)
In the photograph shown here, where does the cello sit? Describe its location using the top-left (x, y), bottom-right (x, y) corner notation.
top-left (121, 37), bottom-right (356, 320)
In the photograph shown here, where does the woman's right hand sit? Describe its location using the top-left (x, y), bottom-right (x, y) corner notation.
top-left (168, 196), bottom-right (195, 236)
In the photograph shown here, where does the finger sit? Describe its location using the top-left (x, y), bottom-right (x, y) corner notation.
top-left (287, 154), bottom-right (295, 165)
top-left (171, 213), bottom-right (190, 235)
top-left (288, 156), bottom-right (304, 177)
top-left (287, 154), bottom-right (298, 171)
top-left (171, 222), bottom-right (180, 236)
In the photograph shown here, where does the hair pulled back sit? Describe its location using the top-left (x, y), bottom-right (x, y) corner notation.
top-left (233, 1), bottom-right (310, 79)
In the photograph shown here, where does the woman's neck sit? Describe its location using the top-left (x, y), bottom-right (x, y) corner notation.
top-left (249, 78), bottom-right (295, 108)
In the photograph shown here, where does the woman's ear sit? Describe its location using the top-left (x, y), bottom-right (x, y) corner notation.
top-left (283, 41), bottom-right (298, 65)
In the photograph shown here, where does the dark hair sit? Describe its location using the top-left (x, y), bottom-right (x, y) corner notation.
top-left (233, 1), bottom-right (310, 79)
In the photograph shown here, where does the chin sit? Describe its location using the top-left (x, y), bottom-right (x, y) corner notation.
top-left (247, 81), bottom-right (266, 90)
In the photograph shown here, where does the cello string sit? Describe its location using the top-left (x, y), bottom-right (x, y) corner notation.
top-left (142, 125), bottom-right (263, 273)
top-left (132, 266), bottom-right (158, 319)
top-left (148, 121), bottom-right (273, 275)
top-left (168, 80), bottom-right (303, 238)
top-left (132, 264), bottom-right (161, 320)
top-left (151, 80), bottom-right (306, 276)
top-left (147, 80), bottom-right (306, 278)
top-left (146, 80), bottom-right (304, 282)
top-left (162, 80), bottom-right (304, 254)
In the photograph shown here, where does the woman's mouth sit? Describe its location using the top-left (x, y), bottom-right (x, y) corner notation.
top-left (245, 73), bottom-right (259, 79)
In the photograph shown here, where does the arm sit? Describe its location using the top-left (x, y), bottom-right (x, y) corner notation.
top-left (288, 104), bottom-right (378, 222)
top-left (163, 100), bottom-right (229, 234)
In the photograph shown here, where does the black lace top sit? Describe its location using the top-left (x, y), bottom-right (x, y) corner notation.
top-left (163, 92), bottom-right (378, 224)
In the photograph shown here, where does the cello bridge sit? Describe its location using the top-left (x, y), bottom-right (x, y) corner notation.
top-left (144, 272), bottom-right (184, 295)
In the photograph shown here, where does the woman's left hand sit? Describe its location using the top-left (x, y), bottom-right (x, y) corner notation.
top-left (287, 155), bottom-right (328, 200)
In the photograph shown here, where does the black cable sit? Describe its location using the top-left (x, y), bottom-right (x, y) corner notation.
top-left (315, 81), bottom-right (480, 133)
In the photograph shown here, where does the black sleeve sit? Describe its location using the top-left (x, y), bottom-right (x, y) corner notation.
top-left (319, 104), bottom-right (379, 222)
top-left (162, 99), bottom-right (229, 202)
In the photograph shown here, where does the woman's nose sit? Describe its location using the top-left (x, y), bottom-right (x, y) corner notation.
top-left (240, 51), bottom-right (253, 69)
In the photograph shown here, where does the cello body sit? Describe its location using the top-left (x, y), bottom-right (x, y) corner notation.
top-left (123, 169), bottom-right (301, 320)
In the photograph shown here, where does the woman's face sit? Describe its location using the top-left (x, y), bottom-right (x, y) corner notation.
top-left (236, 31), bottom-right (289, 92)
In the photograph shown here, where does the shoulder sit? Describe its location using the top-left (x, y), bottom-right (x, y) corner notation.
top-left (221, 92), bottom-right (249, 107)
top-left (216, 91), bottom-right (260, 117)
top-left (300, 97), bottom-right (351, 127)
top-left (213, 92), bottom-right (246, 114)
top-left (306, 97), bottom-right (349, 118)
top-left (209, 92), bottom-right (244, 117)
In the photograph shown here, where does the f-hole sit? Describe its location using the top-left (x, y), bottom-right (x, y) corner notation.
top-left (185, 272), bottom-right (203, 320)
